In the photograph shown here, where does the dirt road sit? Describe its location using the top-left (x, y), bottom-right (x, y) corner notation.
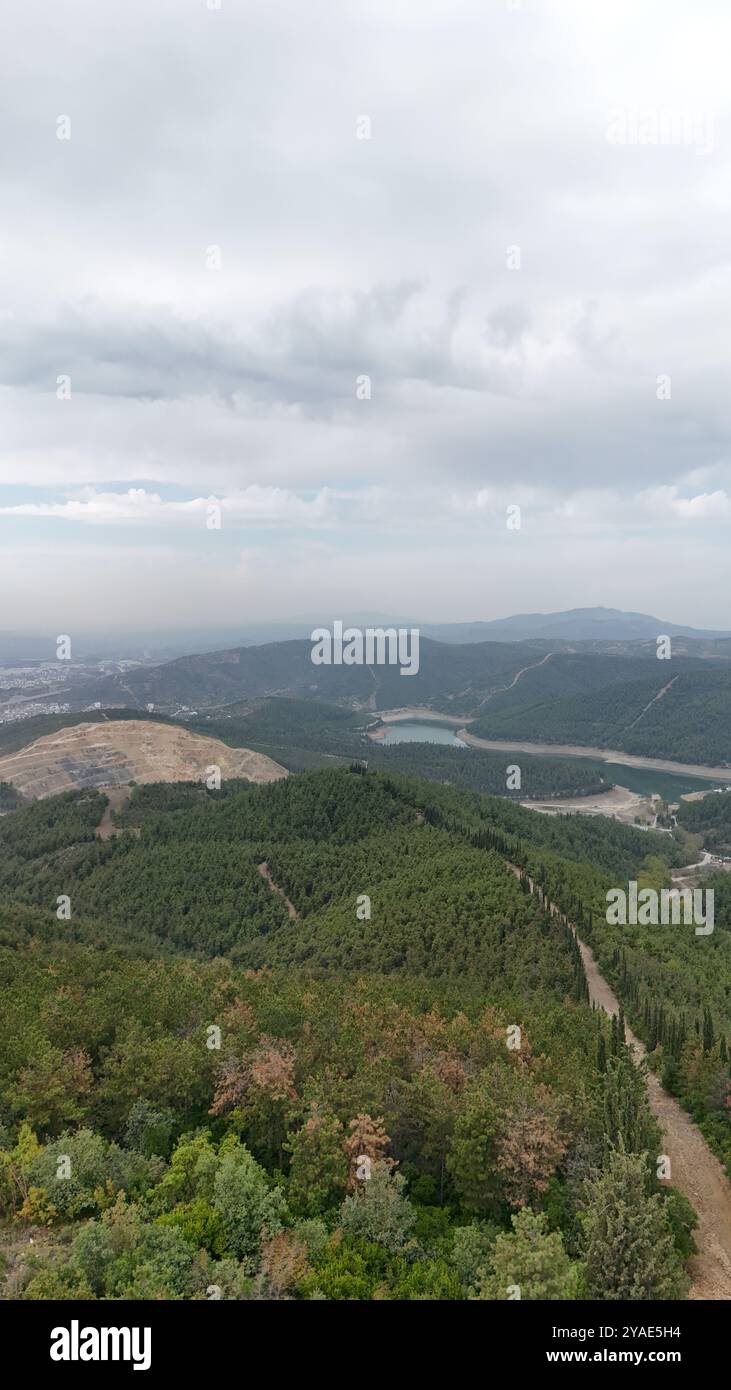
top-left (462, 731), bottom-right (731, 784)
top-left (470, 651), bottom-right (556, 716)
top-left (578, 932), bottom-right (731, 1301)
top-left (508, 864), bottom-right (731, 1299)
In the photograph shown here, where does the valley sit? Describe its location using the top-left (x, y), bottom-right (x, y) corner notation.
top-left (369, 718), bottom-right (724, 818)
top-left (5, 612), bottom-right (731, 773)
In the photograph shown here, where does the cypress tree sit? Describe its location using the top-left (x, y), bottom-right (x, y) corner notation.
top-left (582, 1149), bottom-right (689, 1300)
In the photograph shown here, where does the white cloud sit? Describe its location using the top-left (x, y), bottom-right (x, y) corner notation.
top-left (1, 0), bottom-right (730, 624)
top-left (0, 485), bottom-right (336, 527)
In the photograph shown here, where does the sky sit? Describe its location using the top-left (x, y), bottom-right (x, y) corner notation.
top-left (2, 0), bottom-right (731, 633)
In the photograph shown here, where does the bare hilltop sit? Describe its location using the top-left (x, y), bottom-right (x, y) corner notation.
top-left (0, 719), bottom-right (286, 800)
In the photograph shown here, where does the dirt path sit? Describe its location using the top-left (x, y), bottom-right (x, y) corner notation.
top-left (95, 786), bottom-right (133, 839)
top-left (0, 1224), bottom-right (58, 1298)
top-left (487, 651), bottom-right (554, 699)
top-left (578, 933), bottom-right (731, 1301)
top-left (468, 652), bottom-right (556, 718)
top-left (257, 862), bottom-right (299, 920)
top-left (622, 675), bottom-right (679, 733)
top-left (505, 651), bottom-right (554, 690)
top-left (507, 863), bottom-right (731, 1300)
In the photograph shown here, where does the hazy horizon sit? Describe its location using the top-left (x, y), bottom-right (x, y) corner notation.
top-left (1, 602), bottom-right (729, 644)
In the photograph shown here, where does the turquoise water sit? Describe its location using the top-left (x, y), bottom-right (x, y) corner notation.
top-left (379, 724), bottom-right (723, 798)
top-left (380, 722), bottom-right (467, 747)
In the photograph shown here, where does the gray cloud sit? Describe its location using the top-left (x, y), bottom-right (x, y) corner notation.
top-left (1, 0), bottom-right (730, 627)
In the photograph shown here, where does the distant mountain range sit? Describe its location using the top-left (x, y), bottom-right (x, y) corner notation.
top-left (420, 608), bottom-right (731, 644)
top-left (2, 606), bottom-right (728, 664)
top-left (2, 608), bottom-right (730, 665)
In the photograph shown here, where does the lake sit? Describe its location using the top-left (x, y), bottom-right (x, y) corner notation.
top-left (378, 723), bottom-right (723, 798)
top-left (380, 721), bottom-right (468, 748)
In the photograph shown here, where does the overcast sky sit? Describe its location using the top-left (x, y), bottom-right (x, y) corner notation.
top-left (2, 0), bottom-right (731, 632)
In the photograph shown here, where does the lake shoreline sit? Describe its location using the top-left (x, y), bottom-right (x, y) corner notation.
top-left (366, 714), bottom-right (728, 803)
top-left (372, 707), bottom-right (469, 727)
top-left (372, 709), bottom-right (731, 781)
top-left (459, 730), bottom-right (731, 783)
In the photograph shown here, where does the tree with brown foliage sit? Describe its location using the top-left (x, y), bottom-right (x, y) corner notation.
top-left (210, 1036), bottom-right (296, 1116)
top-left (495, 1085), bottom-right (568, 1209)
top-left (257, 1230), bottom-right (310, 1299)
top-left (343, 1113), bottom-right (395, 1192)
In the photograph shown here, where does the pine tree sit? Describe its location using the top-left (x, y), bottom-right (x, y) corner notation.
top-left (474, 1208), bottom-right (578, 1301)
top-left (284, 1104), bottom-right (347, 1216)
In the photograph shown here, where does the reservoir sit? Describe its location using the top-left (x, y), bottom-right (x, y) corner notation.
top-left (377, 722), bottom-right (723, 798)
top-left (380, 721), bottom-right (467, 748)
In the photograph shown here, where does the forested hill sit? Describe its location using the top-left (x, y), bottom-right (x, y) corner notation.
top-left (0, 767), bottom-right (704, 1301)
top-left (81, 637), bottom-right (537, 713)
top-left (60, 634), bottom-right (731, 766)
top-left (0, 768), bottom-right (677, 966)
top-left (470, 664), bottom-right (731, 765)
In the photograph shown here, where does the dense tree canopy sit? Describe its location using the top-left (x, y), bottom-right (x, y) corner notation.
top-left (0, 766), bottom-right (708, 1300)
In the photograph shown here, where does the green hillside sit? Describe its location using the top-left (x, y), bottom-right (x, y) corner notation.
top-left (677, 789), bottom-right (731, 853)
top-left (471, 663), bottom-right (731, 765)
top-left (0, 769), bottom-right (712, 1301)
top-left (48, 635), bottom-right (731, 769)
top-left (88, 638), bottom-right (536, 713)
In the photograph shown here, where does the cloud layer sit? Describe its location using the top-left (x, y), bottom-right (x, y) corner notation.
top-left (2, 0), bottom-right (730, 629)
